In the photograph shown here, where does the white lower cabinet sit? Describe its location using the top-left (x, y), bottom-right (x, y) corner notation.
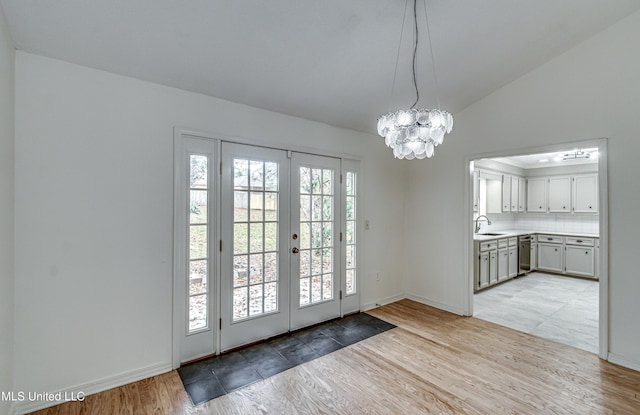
top-left (476, 241), bottom-right (498, 291)
top-left (474, 239), bottom-right (504, 292)
top-left (488, 251), bottom-right (498, 285)
top-left (508, 246), bottom-right (518, 278)
top-left (537, 242), bottom-right (563, 273)
top-left (478, 252), bottom-right (490, 289)
top-left (564, 237), bottom-right (596, 278)
top-left (475, 233), bottom-right (598, 293)
top-left (565, 245), bottom-right (595, 277)
top-left (497, 248), bottom-right (509, 282)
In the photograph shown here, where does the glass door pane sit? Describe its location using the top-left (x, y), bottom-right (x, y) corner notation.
top-left (220, 143), bottom-right (290, 351)
top-left (345, 171), bottom-right (357, 296)
top-left (188, 154), bottom-right (210, 332)
top-left (232, 159), bottom-right (280, 320)
top-left (298, 166), bottom-right (335, 306)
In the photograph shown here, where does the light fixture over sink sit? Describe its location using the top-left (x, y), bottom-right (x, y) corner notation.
top-left (377, 0), bottom-right (453, 160)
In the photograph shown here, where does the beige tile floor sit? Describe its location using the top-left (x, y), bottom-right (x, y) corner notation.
top-left (474, 272), bottom-right (599, 353)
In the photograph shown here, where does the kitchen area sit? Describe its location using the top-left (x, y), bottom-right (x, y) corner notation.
top-left (471, 148), bottom-right (600, 353)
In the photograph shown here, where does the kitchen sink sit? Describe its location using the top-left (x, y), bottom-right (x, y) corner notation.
top-left (477, 232), bottom-right (504, 236)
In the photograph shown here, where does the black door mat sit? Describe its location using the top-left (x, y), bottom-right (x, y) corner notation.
top-left (178, 313), bottom-right (396, 405)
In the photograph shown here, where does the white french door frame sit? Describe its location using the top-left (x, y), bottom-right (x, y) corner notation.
top-left (172, 127), bottom-right (364, 368)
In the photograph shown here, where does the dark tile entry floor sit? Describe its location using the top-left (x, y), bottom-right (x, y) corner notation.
top-left (178, 313), bottom-right (396, 405)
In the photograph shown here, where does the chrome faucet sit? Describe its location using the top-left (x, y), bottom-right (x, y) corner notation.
top-left (474, 215), bottom-right (492, 233)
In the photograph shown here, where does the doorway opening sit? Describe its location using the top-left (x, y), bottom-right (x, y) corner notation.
top-left (467, 140), bottom-right (607, 356)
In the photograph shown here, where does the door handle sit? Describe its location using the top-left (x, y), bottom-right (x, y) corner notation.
top-left (292, 247), bottom-right (300, 254)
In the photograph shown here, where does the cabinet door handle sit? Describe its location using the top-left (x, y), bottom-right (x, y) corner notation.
top-left (554, 248), bottom-right (558, 252)
top-left (585, 251), bottom-right (589, 255)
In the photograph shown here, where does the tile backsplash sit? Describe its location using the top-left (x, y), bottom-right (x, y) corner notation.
top-left (476, 213), bottom-right (599, 235)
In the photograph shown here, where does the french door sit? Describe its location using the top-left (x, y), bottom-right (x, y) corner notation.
top-left (290, 153), bottom-right (341, 330)
top-left (175, 136), bottom-right (360, 362)
top-left (220, 146), bottom-right (342, 350)
top-left (220, 143), bottom-right (291, 350)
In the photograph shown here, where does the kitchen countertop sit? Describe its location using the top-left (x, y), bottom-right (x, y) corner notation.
top-left (473, 229), bottom-right (599, 241)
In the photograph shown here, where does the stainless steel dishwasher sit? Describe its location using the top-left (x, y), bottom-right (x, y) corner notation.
top-left (519, 235), bottom-right (531, 274)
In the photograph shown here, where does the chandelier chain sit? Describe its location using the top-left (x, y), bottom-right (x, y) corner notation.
top-left (423, 0), bottom-right (440, 110)
top-left (389, 0), bottom-right (410, 113)
top-left (411, 0), bottom-right (419, 108)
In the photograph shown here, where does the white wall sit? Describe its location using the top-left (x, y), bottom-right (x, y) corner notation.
top-left (404, 10), bottom-right (640, 366)
top-left (13, 52), bottom-right (405, 401)
top-left (0, 4), bottom-right (15, 415)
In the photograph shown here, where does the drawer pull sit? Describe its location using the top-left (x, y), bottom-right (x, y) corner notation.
top-left (547, 237), bottom-right (553, 241)
top-left (576, 240), bottom-right (583, 243)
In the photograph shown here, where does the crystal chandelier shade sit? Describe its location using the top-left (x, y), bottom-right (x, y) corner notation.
top-left (377, 108), bottom-right (453, 160)
top-left (377, 0), bottom-right (453, 160)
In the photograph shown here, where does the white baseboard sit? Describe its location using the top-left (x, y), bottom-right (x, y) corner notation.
top-left (15, 361), bottom-right (172, 415)
top-left (608, 353), bottom-right (640, 372)
top-left (405, 293), bottom-right (466, 316)
top-left (363, 293), bottom-right (466, 316)
top-left (363, 293), bottom-right (405, 311)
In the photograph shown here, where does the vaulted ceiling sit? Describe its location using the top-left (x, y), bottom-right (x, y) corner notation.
top-left (2, 0), bottom-right (639, 134)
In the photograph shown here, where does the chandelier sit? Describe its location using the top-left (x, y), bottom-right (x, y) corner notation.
top-left (377, 0), bottom-right (453, 160)
top-left (559, 149), bottom-right (597, 161)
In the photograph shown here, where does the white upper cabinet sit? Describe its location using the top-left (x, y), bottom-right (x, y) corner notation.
top-left (572, 174), bottom-right (598, 213)
top-left (548, 176), bottom-right (572, 213)
top-left (502, 174), bottom-right (512, 212)
top-left (510, 176), bottom-right (519, 212)
top-left (518, 177), bottom-right (526, 212)
top-left (477, 168), bottom-right (597, 215)
top-left (527, 178), bottom-right (547, 212)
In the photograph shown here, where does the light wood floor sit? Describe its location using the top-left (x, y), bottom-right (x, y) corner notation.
top-left (32, 299), bottom-right (640, 414)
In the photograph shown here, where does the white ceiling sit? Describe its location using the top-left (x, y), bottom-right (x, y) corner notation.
top-left (1, 0), bottom-right (639, 134)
